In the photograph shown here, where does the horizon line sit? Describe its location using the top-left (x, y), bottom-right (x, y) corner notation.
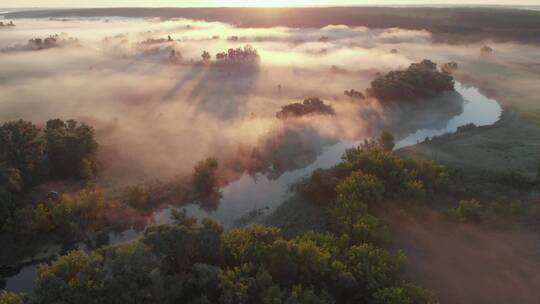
top-left (2, 4), bottom-right (540, 9)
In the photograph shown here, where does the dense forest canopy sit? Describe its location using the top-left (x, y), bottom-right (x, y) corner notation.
top-left (0, 119), bottom-right (98, 231)
top-left (1, 137), bottom-right (446, 304)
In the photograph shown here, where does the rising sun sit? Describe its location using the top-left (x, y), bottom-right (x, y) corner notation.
top-left (207, 0), bottom-right (331, 7)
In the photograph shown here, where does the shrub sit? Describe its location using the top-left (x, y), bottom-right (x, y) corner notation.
top-left (453, 199), bottom-right (483, 223)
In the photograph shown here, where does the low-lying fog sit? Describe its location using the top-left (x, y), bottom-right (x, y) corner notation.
top-left (0, 17), bottom-right (536, 183)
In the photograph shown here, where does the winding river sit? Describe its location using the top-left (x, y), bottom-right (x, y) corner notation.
top-left (1, 82), bottom-right (501, 293)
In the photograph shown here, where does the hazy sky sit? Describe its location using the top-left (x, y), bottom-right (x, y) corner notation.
top-left (1, 0), bottom-right (539, 8)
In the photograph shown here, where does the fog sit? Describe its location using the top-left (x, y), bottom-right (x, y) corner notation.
top-left (383, 208), bottom-right (540, 304)
top-left (0, 17), bottom-right (535, 183)
top-left (3, 15), bottom-right (540, 303)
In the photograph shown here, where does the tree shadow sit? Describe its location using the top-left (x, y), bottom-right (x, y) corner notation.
top-left (185, 63), bottom-right (261, 121)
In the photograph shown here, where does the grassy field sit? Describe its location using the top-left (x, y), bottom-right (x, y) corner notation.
top-left (398, 110), bottom-right (540, 178)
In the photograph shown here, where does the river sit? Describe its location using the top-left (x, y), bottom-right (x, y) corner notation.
top-left (1, 82), bottom-right (501, 293)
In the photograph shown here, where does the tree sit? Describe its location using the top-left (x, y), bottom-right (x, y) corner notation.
top-left (0, 168), bottom-right (22, 230)
top-left (284, 286), bottom-right (335, 304)
top-left (193, 158), bottom-right (219, 195)
top-left (218, 265), bottom-right (283, 304)
top-left (44, 119), bottom-right (98, 180)
top-left (442, 62), bottom-right (458, 75)
top-left (34, 251), bottom-right (105, 304)
top-left (344, 89), bottom-right (365, 100)
top-left (335, 171), bottom-right (384, 209)
top-left (404, 180), bottom-right (426, 202)
top-left (0, 120), bottom-right (44, 183)
top-left (201, 51), bottom-right (211, 62)
top-left (346, 214), bottom-right (390, 246)
top-left (122, 185), bottom-right (152, 211)
top-left (222, 225), bottom-right (281, 266)
top-left (143, 217), bottom-right (222, 272)
top-left (345, 244), bottom-right (407, 302)
top-left (481, 45), bottom-right (493, 54)
top-left (378, 130), bottom-right (395, 152)
top-left (103, 243), bottom-right (165, 303)
top-left (276, 98), bottom-right (335, 119)
top-left (0, 291), bottom-right (24, 304)
top-left (367, 59), bottom-right (454, 103)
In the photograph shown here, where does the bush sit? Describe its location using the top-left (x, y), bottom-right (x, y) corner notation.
top-left (453, 199), bottom-right (483, 223)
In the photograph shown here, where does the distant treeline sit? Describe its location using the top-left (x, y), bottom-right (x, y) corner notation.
top-left (5, 7), bottom-right (540, 44)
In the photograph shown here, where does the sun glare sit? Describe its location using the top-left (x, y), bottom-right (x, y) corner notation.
top-left (207, 0), bottom-right (330, 7)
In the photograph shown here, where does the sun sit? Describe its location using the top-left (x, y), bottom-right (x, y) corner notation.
top-left (207, 0), bottom-right (330, 7)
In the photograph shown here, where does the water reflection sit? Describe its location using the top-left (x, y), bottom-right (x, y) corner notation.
top-left (395, 83), bottom-right (501, 148)
top-left (184, 81), bottom-right (501, 227)
top-left (1, 82), bottom-right (501, 293)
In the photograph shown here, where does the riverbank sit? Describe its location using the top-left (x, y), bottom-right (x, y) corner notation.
top-left (398, 109), bottom-right (540, 179)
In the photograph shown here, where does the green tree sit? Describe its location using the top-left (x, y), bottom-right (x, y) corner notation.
top-left (378, 130), bottom-right (395, 152)
top-left (44, 119), bottom-right (98, 180)
top-left (143, 217), bottom-right (222, 272)
top-left (404, 180), bottom-right (426, 203)
top-left (218, 265), bottom-right (282, 304)
top-left (34, 251), bottom-right (105, 303)
top-left (284, 286), bottom-right (335, 304)
top-left (193, 158), bottom-right (219, 195)
top-left (103, 243), bottom-right (165, 303)
top-left (0, 291), bottom-right (24, 304)
top-left (346, 214), bottom-right (390, 246)
top-left (345, 244), bottom-right (407, 302)
top-left (0, 120), bottom-right (44, 183)
top-left (335, 171), bottom-right (384, 209)
top-left (222, 225), bottom-right (281, 266)
top-left (201, 51), bottom-right (211, 62)
top-left (0, 168), bottom-right (22, 230)
top-left (122, 185), bottom-right (152, 211)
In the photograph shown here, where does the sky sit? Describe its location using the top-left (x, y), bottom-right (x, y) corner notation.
top-left (1, 0), bottom-right (539, 8)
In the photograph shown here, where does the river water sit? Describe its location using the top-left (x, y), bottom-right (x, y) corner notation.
top-left (181, 82), bottom-right (501, 227)
top-left (1, 82), bottom-right (501, 293)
